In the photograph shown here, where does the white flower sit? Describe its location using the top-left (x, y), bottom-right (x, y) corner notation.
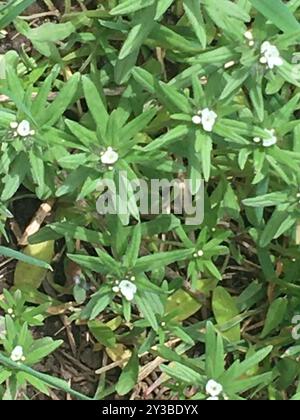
top-left (260, 42), bottom-right (283, 69)
top-left (193, 250), bottom-right (204, 258)
top-left (10, 120), bottom-right (35, 138)
top-left (244, 30), bottom-right (253, 41)
top-left (17, 120), bottom-right (31, 137)
top-left (119, 280), bottom-right (137, 301)
top-left (10, 345), bottom-right (24, 362)
top-left (262, 129), bottom-right (277, 147)
top-left (192, 115), bottom-right (202, 125)
top-left (10, 122), bottom-right (18, 129)
top-left (101, 147), bottom-right (119, 166)
top-left (244, 30), bottom-right (255, 47)
top-left (207, 396), bottom-right (219, 401)
top-left (224, 60), bottom-right (235, 69)
top-left (206, 379), bottom-right (223, 397)
top-left (253, 129), bottom-right (277, 148)
top-left (200, 108), bottom-right (217, 132)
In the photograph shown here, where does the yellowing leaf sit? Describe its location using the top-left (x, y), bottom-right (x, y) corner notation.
top-left (106, 316), bottom-right (123, 331)
top-left (14, 241), bottom-right (54, 290)
top-left (166, 288), bottom-right (202, 322)
top-left (106, 344), bottom-right (132, 368)
top-left (212, 286), bottom-right (241, 343)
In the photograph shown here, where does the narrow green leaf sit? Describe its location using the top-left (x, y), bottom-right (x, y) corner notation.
top-left (82, 76), bottom-right (109, 137)
top-left (249, 0), bottom-right (299, 33)
top-left (144, 125), bottom-right (189, 152)
top-left (205, 321), bottom-right (225, 379)
top-left (0, 0), bottom-right (36, 29)
top-left (116, 351), bottom-right (139, 396)
top-left (259, 209), bottom-right (291, 248)
top-left (135, 249), bottom-right (193, 272)
top-left (212, 287), bottom-right (241, 342)
top-left (161, 362), bottom-right (204, 385)
top-left (0, 246), bottom-right (52, 271)
top-left (261, 298), bottom-right (288, 338)
top-left (123, 224), bottom-right (142, 269)
top-left (183, 0), bottom-right (206, 48)
top-left (119, 4), bottom-right (157, 60)
top-left (40, 73), bottom-right (80, 126)
top-left (110, 0), bottom-right (155, 15)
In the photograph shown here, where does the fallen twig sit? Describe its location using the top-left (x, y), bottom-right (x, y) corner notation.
top-left (18, 199), bottom-right (55, 246)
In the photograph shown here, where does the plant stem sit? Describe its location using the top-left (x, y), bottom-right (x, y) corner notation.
top-left (42, 0), bottom-right (57, 12)
top-left (19, 11), bottom-right (60, 20)
top-left (65, 0), bottom-right (71, 14)
top-left (0, 353), bottom-right (92, 400)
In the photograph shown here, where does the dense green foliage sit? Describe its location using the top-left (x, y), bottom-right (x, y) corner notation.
top-left (0, 0), bottom-right (300, 401)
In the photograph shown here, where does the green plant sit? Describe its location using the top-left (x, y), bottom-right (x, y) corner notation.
top-left (0, 0), bottom-right (300, 401)
top-left (160, 322), bottom-right (273, 400)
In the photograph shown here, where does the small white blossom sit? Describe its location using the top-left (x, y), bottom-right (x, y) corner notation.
top-left (253, 129), bottom-right (277, 148)
top-left (10, 122), bottom-right (18, 129)
top-left (17, 120), bottom-right (31, 137)
top-left (74, 275), bottom-right (81, 286)
top-left (193, 109), bottom-right (217, 132)
top-left (262, 129), bottom-right (277, 147)
top-left (244, 31), bottom-right (255, 47)
top-left (192, 115), bottom-right (202, 125)
top-left (101, 147), bottom-right (119, 166)
top-left (10, 120), bottom-right (35, 138)
top-left (244, 30), bottom-right (253, 41)
top-left (200, 108), bottom-right (217, 132)
top-left (119, 280), bottom-right (137, 301)
top-left (10, 345), bottom-right (24, 362)
top-left (260, 42), bottom-right (283, 69)
top-left (200, 76), bottom-right (208, 85)
top-left (206, 379), bottom-right (223, 397)
top-left (224, 60), bottom-right (235, 69)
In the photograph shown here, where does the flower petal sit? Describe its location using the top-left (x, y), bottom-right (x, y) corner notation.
top-left (17, 120), bottom-right (31, 137)
top-left (11, 345), bottom-right (24, 362)
top-left (119, 280), bottom-right (137, 301)
top-left (206, 379), bottom-right (223, 397)
top-left (192, 115), bottom-right (202, 125)
top-left (101, 147), bottom-right (119, 165)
